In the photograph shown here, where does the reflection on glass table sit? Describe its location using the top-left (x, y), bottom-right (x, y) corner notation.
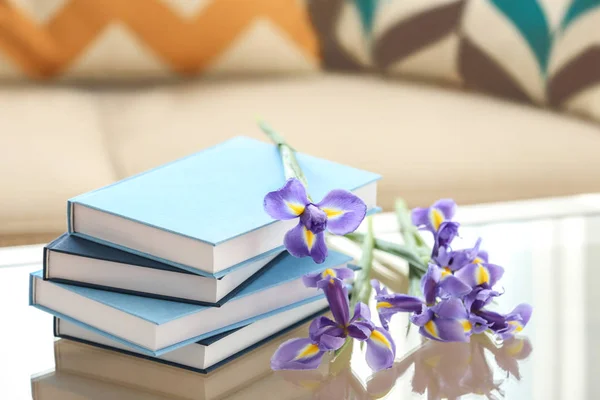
top-left (32, 319), bottom-right (532, 400)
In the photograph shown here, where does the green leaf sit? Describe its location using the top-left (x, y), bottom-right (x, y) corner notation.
top-left (350, 217), bottom-right (375, 309)
top-left (395, 199), bottom-right (428, 252)
top-left (345, 233), bottom-right (427, 274)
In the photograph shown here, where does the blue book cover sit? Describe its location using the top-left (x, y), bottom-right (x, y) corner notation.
top-left (68, 136), bottom-right (380, 275)
top-left (31, 250), bottom-right (352, 356)
top-left (43, 234), bottom-right (276, 307)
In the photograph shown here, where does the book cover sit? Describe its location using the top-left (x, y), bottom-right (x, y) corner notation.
top-left (68, 136), bottom-right (380, 275)
top-left (43, 233), bottom-right (278, 307)
top-left (30, 250), bottom-right (352, 356)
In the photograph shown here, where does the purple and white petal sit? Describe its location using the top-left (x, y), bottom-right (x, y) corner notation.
top-left (264, 178), bottom-right (310, 220)
top-left (434, 221), bottom-right (460, 253)
top-left (464, 288), bottom-right (500, 312)
top-left (411, 207), bottom-right (429, 228)
top-left (410, 306), bottom-right (433, 327)
top-left (421, 264), bottom-right (441, 305)
top-left (318, 334), bottom-right (346, 351)
top-left (431, 298), bottom-right (468, 320)
top-left (433, 199), bottom-right (457, 220)
top-left (332, 267), bottom-right (355, 282)
top-left (420, 318), bottom-right (468, 342)
top-left (439, 275), bottom-right (472, 298)
top-left (348, 302), bottom-right (370, 325)
top-left (365, 327), bottom-right (396, 372)
top-left (316, 189), bottom-right (367, 235)
top-left (284, 223), bottom-right (311, 259)
top-left (484, 263), bottom-right (504, 287)
top-left (347, 320), bottom-right (374, 341)
top-left (468, 315), bottom-right (490, 334)
top-left (308, 316), bottom-right (337, 342)
top-left (449, 238), bottom-right (482, 271)
top-left (320, 277), bottom-right (350, 326)
top-left (371, 279), bottom-right (389, 296)
top-left (455, 262), bottom-right (499, 288)
top-left (376, 293), bottom-right (424, 314)
top-left (309, 232), bottom-right (328, 264)
top-left (271, 338), bottom-right (325, 370)
top-left (302, 271), bottom-right (322, 288)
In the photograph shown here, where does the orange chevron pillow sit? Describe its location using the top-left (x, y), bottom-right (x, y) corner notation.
top-left (0, 0), bottom-right (320, 80)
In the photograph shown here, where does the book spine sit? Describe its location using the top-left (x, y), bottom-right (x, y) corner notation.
top-left (67, 201), bottom-right (74, 233)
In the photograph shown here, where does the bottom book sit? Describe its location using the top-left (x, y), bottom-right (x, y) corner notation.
top-left (54, 296), bottom-right (328, 373)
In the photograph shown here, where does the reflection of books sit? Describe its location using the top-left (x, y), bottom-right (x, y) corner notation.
top-left (31, 370), bottom-right (171, 400)
top-left (54, 297), bottom-right (328, 373)
top-left (48, 322), bottom-right (316, 400)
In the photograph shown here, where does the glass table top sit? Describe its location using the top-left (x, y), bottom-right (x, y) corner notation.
top-left (2, 199), bottom-right (599, 399)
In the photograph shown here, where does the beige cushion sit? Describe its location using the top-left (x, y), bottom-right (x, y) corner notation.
top-left (0, 87), bottom-right (116, 234)
top-left (99, 74), bottom-right (600, 212)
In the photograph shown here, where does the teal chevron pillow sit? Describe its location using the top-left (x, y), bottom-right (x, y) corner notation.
top-left (548, 0), bottom-right (600, 121)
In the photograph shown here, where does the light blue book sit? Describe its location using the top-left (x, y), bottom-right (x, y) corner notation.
top-left (31, 250), bottom-right (352, 356)
top-left (68, 136), bottom-right (380, 277)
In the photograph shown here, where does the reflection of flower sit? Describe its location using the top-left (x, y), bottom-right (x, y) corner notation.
top-left (373, 199), bottom-right (533, 342)
top-left (367, 334), bottom-right (534, 399)
top-left (271, 276), bottom-right (395, 372)
top-left (264, 178), bottom-right (367, 263)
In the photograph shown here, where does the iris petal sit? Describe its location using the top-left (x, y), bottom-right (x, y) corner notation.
top-left (316, 189), bottom-right (367, 235)
top-left (284, 223), bottom-right (310, 258)
top-left (264, 178), bottom-right (310, 220)
top-left (365, 328), bottom-right (396, 372)
top-left (271, 338), bottom-right (325, 370)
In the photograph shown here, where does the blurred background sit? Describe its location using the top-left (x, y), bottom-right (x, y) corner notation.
top-left (0, 0), bottom-right (598, 246)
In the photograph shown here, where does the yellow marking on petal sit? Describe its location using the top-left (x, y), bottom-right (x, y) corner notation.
top-left (472, 257), bottom-right (484, 264)
top-left (475, 264), bottom-right (490, 285)
top-left (441, 267), bottom-right (452, 279)
top-left (376, 301), bottom-right (393, 309)
top-left (322, 268), bottom-right (336, 279)
top-left (321, 207), bottom-right (344, 219)
top-left (295, 343), bottom-right (320, 360)
top-left (286, 202), bottom-right (305, 216)
top-left (304, 227), bottom-right (315, 250)
top-left (430, 208), bottom-right (444, 231)
top-left (462, 320), bottom-right (473, 333)
top-left (424, 355), bottom-right (441, 368)
top-left (506, 339), bottom-right (525, 356)
top-left (508, 321), bottom-right (523, 332)
top-left (424, 320), bottom-right (440, 339)
top-left (370, 330), bottom-right (392, 349)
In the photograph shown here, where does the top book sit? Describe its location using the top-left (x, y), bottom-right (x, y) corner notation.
top-left (68, 136), bottom-right (380, 276)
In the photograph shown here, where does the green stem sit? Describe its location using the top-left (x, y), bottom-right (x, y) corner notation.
top-left (350, 217), bottom-right (375, 310)
top-left (345, 233), bottom-right (427, 274)
top-left (258, 121), bottom-right (310, 194)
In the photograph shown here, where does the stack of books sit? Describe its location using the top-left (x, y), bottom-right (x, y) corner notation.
top-left (29, 136), bottom-right (380, 373)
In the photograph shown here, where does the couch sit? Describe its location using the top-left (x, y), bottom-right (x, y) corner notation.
top-left (0, 0), bottom-right (599, 245)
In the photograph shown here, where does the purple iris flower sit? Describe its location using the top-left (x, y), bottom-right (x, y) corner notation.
top-left (432, 238), bottom-right (484, 272)
top-left (302, 267), bottom-right (354, 288)
top-left (272, 278), bottom-right (396, 372)
top-left (264, 178), bottom-right (367, 263)
top-left (477, 303), bottom-right (533, 339)
top-left (420, 264), bottom-right (471, 305)
top-left (412, 199), bottom-right (457, 233)
top-left (410, 298), bottom-right (486, 342)
top-left (432, 221), bottom-right (460, 257)
top-left (454, 258), bottom-right (504, 289)
top-left (372, 279), bottom-right (423, 330)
